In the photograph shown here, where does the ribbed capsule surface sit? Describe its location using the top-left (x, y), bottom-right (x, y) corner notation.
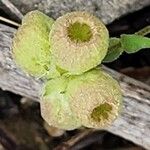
top-left (12, 10), bottom-right (54, 77)
top-left (49, 11), bottom-right (109, 75)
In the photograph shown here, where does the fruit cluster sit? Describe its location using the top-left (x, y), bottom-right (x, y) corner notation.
top-left (12, 10), bottom-right (122, 130)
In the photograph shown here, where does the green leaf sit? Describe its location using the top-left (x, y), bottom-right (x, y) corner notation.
top-left (121, 34), bottom-right (150, 53)
top-left (103, 38), bottom-right (123, 63)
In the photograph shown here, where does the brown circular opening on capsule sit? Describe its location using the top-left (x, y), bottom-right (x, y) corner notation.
top-left (67, 22), bottom-right (93, 43)
top-left (91, 102), bottom-right (112, 122)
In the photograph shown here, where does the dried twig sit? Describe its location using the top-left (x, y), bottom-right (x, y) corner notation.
top-left (0, 128), bottom-right (17, 150)
top-left (53, 129), bottom-right (93, 150)
top-left (70, 130), bottom-right (106, 150)
top-left (1, 0), bottom-right (23, 21)
top-left (0, 16), bottom-right (20, 27)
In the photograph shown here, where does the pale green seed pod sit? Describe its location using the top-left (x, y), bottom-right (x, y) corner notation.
top-left (49, 11), bottom-right (109, 75)
top-left (67, 69), bottom-right (122, 129)
top-left (12, 10), bottom-right (55, 77)
top-left (40, 77), bottom-right (81, 130)
top-left (41, 68), bottom-right (122, 130)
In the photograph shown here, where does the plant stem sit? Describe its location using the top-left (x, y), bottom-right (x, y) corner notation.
top-left (135, 25), bottom-right (150, 36)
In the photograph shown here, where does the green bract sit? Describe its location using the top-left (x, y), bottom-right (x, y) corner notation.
top-left (40, 69), bottom-right (122, 130)
top-left (49, 11), bottom-right (109, 75)
top-left (12, 10), bottom-right (55, 77)
top-left (103, 38), bottom-right (123, 63)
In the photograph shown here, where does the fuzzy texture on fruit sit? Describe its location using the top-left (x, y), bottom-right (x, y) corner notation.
top-left (41, 68), bottom-right (122, 130)
top-left (12, 10), bottom-right (55, 77)
top-left (67, 69), bottom-right (122, 129)
top-left (40, 77), bottom-right (81, 130)
top-left (49, 11), bottom-right (109, 75)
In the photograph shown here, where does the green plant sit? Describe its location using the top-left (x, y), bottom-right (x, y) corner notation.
top-left (12, 10), bottom-right (57, 78)
top-left (41, 69), bottom-right (121, 130)
top-left (49, 12), bottom-right (109, 75)
top-left (12, 10), bottom-right (150, 130)
top-left (103, 26), bottom-right (150, 62)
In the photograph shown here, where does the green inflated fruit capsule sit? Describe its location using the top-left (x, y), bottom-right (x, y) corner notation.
top-left (40, 69), bottom-right (122, 130)
top-left (67, 69), bottom-right (122, 129)
top-left (12, 10), bottom-right (55, 77)
top-left (40, 77), bottom-right (81, 130)
top-left (49, 11), bottom-right (109, 75)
